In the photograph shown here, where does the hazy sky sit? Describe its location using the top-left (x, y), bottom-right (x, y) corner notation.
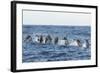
top-left (23, 10), bottom-right (91, 26)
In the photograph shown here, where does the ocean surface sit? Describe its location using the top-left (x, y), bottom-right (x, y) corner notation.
top-left (22, 25), bottom-right (91, 63)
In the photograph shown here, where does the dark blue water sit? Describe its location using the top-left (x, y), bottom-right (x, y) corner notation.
top-left (22, 25), bottom-right (91, 63)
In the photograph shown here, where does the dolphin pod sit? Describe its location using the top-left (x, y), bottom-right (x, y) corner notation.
top-left (24, 33), bottom-right (90, 49)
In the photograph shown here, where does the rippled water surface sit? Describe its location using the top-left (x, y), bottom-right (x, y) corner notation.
top-left (22, 25), bottom-right (91, 63)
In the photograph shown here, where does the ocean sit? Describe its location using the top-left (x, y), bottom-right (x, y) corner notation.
top-left (22, 25), bottom-right (91, 63)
